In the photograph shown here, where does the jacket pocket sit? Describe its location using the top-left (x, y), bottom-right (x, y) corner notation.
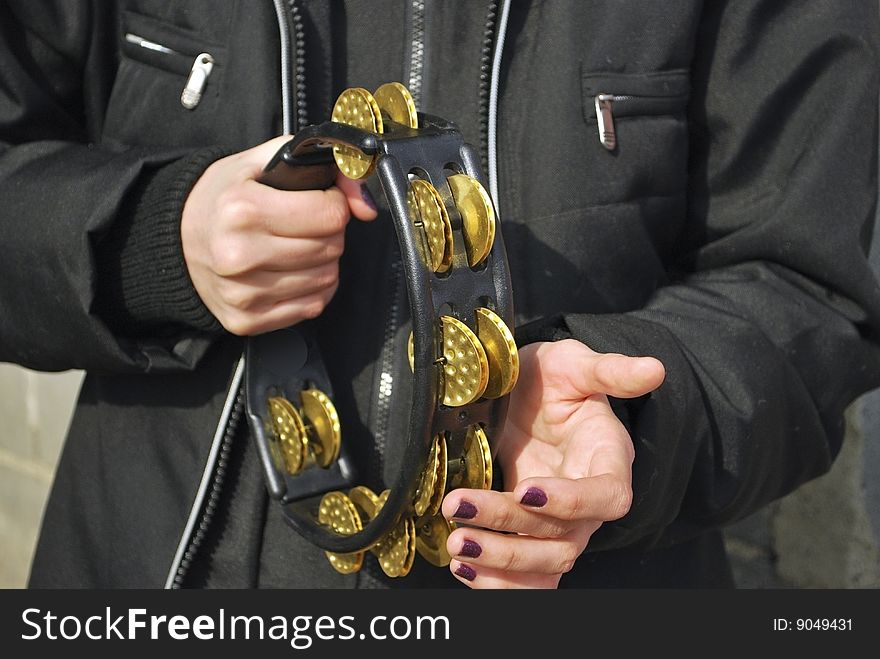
top-left (578, 69), bottom-right (690, 204)
top-left (582, 70), bottom-right (690, 151)
top-left (102, 10), bottom-right (227, 147)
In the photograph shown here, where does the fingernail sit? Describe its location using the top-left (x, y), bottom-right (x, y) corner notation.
top-left (455, 564), bottom-right (477, 581)
top-left (459, 539), bottom-right (482, 559)
top-left (361, 185), bottom-right (377, 211)
top-left (453, 500), bottom-right (478, 520)
top-left (520, 487), bottom-right (548, 507)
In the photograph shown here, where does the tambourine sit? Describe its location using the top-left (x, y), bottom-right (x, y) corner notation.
top-left (245, 83), bottom-right (517, 577)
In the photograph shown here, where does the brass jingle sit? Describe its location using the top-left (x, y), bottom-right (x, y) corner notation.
top-left (318, 491), bottom-right (364, 574)
top-left (267, 396), bottom-right (309, 476)
top-left (427, 432), bottom-right (448, 517)
top-left (408, 179), bottom-right (453, 273)
top-left (300, 388), bottom-right (341, 468)
top-left (415, 514), bottom-right (456, 567)
top-left (475, 307), bottom-right (520, 399)
top-left (331, 87), bottom-right (384, 180)
top-left (413, 434), bottom-right (440, 517)
top-left (447, 174), bottom-right (496, 267)
top-left (350, 488), bottom-right (416, 578)
top-left (439, 316), bottom-right (489, 407)
top-left (374, 82), bottom-right (418, 129)
top-left (348, 484), bottom-right (382, 523)
top-left (374, 516), bottom-right (417, 578)
top-left (413, 433), bottom-right (448, 517)
top-left (407, 331), bottom-right (414, 372)
top-left (450, 425), bottom-right (493, 491)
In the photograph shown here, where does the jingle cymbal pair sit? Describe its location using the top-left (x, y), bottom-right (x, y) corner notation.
top-left (409, 309), bottom-right (519, 407)
top-left (333, 84), bottom-right (495, 271)
top-left (268, 389), bottom-right (340, 475)
top-left (318, 487), bottom-right (417, 577)
top-left (331, 82), bottom-right (417, 179)
top-left (411, 425), bottom-right (492, 567)
top-left (408, 175), bottom-right (496, 271)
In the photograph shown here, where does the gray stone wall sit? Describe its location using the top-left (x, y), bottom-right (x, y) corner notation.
top-left (0, 367), bottom-right (81, 587)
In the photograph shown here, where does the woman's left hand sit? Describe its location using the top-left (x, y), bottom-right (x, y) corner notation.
top-left (441, 339), bottom-right (665, 588)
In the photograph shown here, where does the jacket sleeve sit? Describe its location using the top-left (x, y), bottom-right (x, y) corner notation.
top-left (520, 0), bottom-right (880, 550)
top-left (0, 1), bottom-right (226, 374)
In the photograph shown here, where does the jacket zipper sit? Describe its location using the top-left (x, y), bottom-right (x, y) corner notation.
top-left (124, 33), bottom-right (214, 110)
top-left (594, 93), bottom-right (629, 151)
top-left (593, 91), bottom-right (688, 151)
top-left (165, 357), bottom-right (245, 589)
top-left (289, 0), bottom-right (308, 132)
top-left (478, 2), bottom-right (499, 173)
top-left (369, 0), bottom-right (428, 487)
top-left (373, 1), bottom-right (503, 480)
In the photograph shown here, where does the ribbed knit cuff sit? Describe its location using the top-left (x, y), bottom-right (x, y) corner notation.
top-left (514, 313), bottom-right (635, 432)
top-left (95, 148), bottom-right (230, 335)
top-left (514, 313), bottom-right (573, 346)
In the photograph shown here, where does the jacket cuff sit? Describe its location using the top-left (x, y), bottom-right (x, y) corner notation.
top-left (95, 148), bottom-right (229, 335)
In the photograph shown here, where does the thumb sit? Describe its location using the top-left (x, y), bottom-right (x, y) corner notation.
top-left (336, 173), bottom-right (379, 222)
top-left (537, 340), bottom-right (665, 399)
top-left (578, 351), bottom-right (666, 399)
top-left (240, 135), bottom-right (299, 175)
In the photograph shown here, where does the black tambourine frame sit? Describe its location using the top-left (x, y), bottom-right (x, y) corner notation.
top-left (246, 113), bottom-right (513, 554)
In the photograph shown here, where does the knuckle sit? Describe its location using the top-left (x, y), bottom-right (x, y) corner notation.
top-left (317, 262), bottom-right (340, 290)
top-left (218, 193), bottom-right (258, 228)
top-left (221, 311), bottom-right (255, 336)
top-left (212, 237), bottom-right (251, 277)
top-left (607, 482), bottom-right (633, 520)
top-left (493, 507), bottom-right (517, 534)
top-left (498, 549), bottom-right (521, 574)
top-left (320, 280), bottom-right (339, 304)
top-left (556, 543), bottom-right (581, 574)
top-left (557, 498), bottom-right (581, 522)
top-left (324, 235), bottom-right (345, 261)
top-left (302, 297), bottom-right (327, 320)
top-left (220, 284), bottom-right (256, 311)
top-left (321, 198), bottom-right (350, 232)
top-left (541, 519), bottom-right (569, 538)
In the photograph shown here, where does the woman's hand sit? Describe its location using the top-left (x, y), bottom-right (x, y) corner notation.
top-left (181, 136), bottom-right (377, 335)
top-left (442, 339), bottom-right (665, 588)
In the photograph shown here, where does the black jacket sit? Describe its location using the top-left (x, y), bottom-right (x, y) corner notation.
top-left (2, 0), bottom-right (878, 588)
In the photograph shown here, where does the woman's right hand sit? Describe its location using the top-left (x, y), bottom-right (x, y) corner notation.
top-left (181, 136), bottom-right (377, 335)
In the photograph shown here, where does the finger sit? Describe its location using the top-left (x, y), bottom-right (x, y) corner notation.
top-left (512, 473), bottom-right (633, 523)
top-left (257, 232), bottom-right (345, 272)
top-left (244, 183), bottom-right (352, 238)
top-left (558, 342), bottom-right (665, 398)
top-left (441, 489), bottom-right (573, 538)
top-left (215, 261), bottom-right (340, 311)
top-left (209, 231), bottom-right (344, 277)
top-left (446, 525), bottom-right (593, 575)
top-left (220, 283), bottom-right (338, 336)
top-left (336, 173), bottom-right (378, 222)
top-left (449, 560), bottom-right (561, 589)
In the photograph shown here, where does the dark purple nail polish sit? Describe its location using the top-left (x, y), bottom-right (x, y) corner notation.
top-left (459, 539), bottom-right (482, 559)
top-left (455, 564), bottom-right (477, 581)
top-left (453, 500), bottom-right (478, 519)
top-left (520, 487), bottom-right (548, 507)
top-left (361, 185), bottom-right (377, 211)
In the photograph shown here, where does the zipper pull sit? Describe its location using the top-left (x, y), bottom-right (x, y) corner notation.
top-left (594, 93), bottom-right (617, 151)
top-left (181, 53), bottom-right (214, 110)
